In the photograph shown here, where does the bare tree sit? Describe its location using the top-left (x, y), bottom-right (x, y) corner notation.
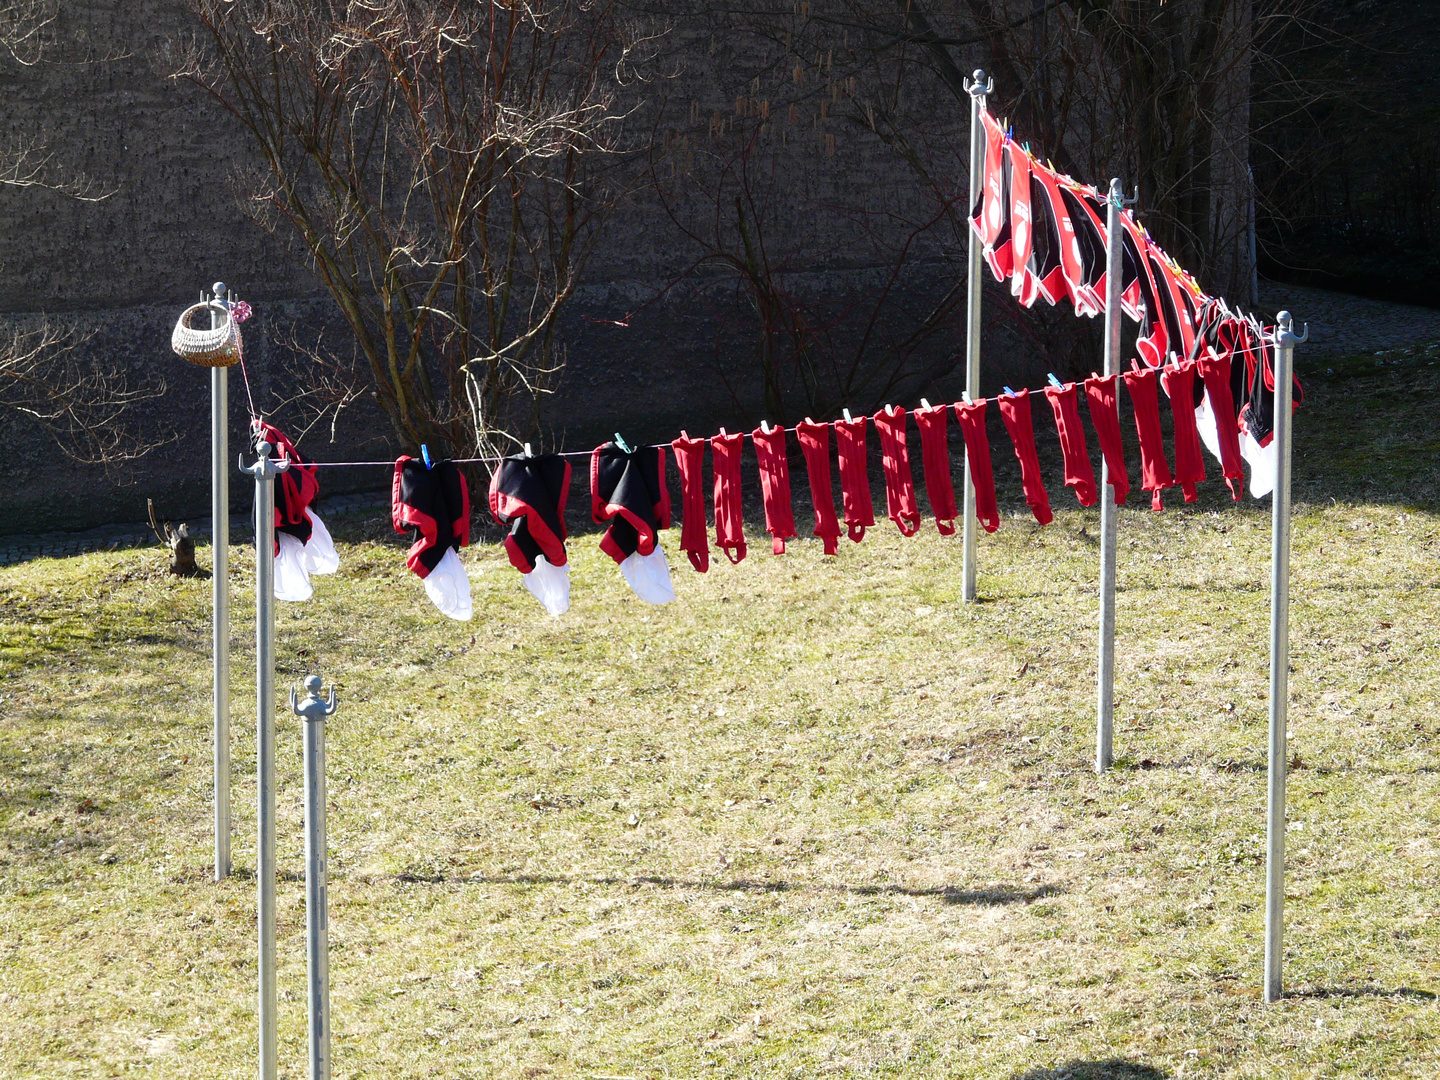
top-left (0, 1), bottom-right (164, 465)
top-left (174, 0), bottom-right (660, 460)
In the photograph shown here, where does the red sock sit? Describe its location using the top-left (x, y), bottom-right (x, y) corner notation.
top-left (1160, 360), bottom-right (1205, 502)
top-left (795, 419), bottom-right (841, 554)
top-left (670, 432), bottom-right (710, 571)
top-left (871, 407), bottom-right (921, 536)
top-left (1042, 381), bottom-right (1097, 507)
top-left (1195, 352), bottom-right (1245, 500)
top-left (751, 424), bottom-right (796, 554)
top-left (833, 414), bottom-right (875, 542)
top-left (1083, 373), bottom-right (1130, 504)
top-left (953, 399), bottom-right (1000, 533)
top-left (912, 403), bottom-right (957, 534)
top-left (710, 429), bottom-right (747, 563)
top-left (997, 390), bottom-right (1053, 525)
top-left (1122, 364), bottom-right (1175, 512)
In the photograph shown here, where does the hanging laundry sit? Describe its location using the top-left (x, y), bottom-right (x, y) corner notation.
top-left (953, 398), bottom-right (1000, 533)
top-left (1147, 244), bottom-right (1197, 360)
top-left (912, 403), bottom-right (958, 534)
top-left (1083, 374), bottom-right (1130, 504)
top-left (833, 413), bottom-right (875, 542)
top-left (1057, 179), bottom-right (1109, 316)
top-left (590, 442), bottom-right (674, 604)
top-left (1007, 145), bottom-right (1038, 307)
top-left (751, 423), bottom-right (797, 554)
top-left (489, 453), bottom-right (572, 616)
top-left (1122, 363), bottom-right (1176, 512)
top-left (1193, 351), bottom-right (1245, 501)
top-left (711, 429), bottom-right (747, 564)
top-left (1236, 318), bottom-right (1303, 499)
top-left (255, 421), bottom-right (337, 602)
top-left (1030, 158), bottom-right (1094, 315)
top-left (997, 389), bottom-right (1053, 525)
top-left (392, 456), bottom-right (472, 621)
top-left (1159, 359), bottom-right (1206, 503)
top-left (872, 407), bottom-right (922, 536)
top-left (1117, 210), bottom-right (1167, 366)
top-left (971, 109), bottom-right (1009, 268)
top-left (670, 432), bottom-right (710, 572)
top-left (795, 419), bottom-right (842, 554)
top-left (1020, 156), bottom-right (1069, 307)
top-left (1042, 380), bottom-right (1097, 507)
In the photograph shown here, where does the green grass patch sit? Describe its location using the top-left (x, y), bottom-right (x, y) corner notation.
top-left (2, 353), bottom-right (1439, 1078)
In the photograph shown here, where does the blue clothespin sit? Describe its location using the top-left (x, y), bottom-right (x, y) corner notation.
top-left (1048, 373), bottom-right (1065, 389)
top-left (613, 432), bottom-right (632, 454)
top-left (1003, 385), bottom-right (1016, 396)
top-left (421, 444), bottom-right (433, 470)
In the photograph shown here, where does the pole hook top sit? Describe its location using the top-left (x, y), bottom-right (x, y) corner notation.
top-left (1276, 311), bottom-right (1309, 346)
top-left (290, 674), bottom-right (339, 721)
top-left (1107, 178), bottom-right (1138, 208)
top-left (964, 69), bottom-right (993, 97)
top-left (239, 436), bottom-right (290, 479)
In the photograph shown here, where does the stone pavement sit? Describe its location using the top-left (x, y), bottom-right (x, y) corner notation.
top-left (1258, 281), bottom-right (1440, 358)
top-left (4, 283), bottom-right (1439, 569)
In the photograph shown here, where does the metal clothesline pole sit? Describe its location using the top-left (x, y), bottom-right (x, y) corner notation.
top-left (242, 437), bottom-right (287, 1080)
top-left (1096, 178), bottom-right (1131, 773)
top-left (1264, 310), bottom-right (1305, 1004)
top-left (211, 282), bottom-right (231, 881)
top-left (293, 675), bottom-right (338, 1080)
top-left (961, 68), bottom-right (991, 603)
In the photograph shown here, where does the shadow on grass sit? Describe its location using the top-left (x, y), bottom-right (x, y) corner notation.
top-left (1011, 1062), bottom-right (1167, 1080)
top-left (392, 870), bottom-right (1062, 905)
top-left (1287, 985), bottom-right (1437, 1001)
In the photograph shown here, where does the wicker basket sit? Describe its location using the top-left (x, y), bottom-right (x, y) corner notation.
top-left (171, 301), bottom-right (243, 368)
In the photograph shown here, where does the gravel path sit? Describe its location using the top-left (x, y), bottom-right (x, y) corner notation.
top-left (3, 283), bottom-right (1437, 568)
top-left (1258, 281), bottom-right (1440, 357)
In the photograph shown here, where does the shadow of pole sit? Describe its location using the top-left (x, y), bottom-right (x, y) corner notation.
top-left (1010, 1061), bottom-right (1169, 1080)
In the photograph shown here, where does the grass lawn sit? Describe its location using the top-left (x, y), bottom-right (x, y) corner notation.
top-left (2, 346), bottom-right (1438, 1079)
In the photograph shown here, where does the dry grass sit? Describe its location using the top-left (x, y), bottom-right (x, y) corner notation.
top-left (2, 348), bottom-right (1439, 1079)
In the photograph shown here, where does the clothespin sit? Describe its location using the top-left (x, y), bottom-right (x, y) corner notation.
top-left (961, 391), bottom-right (972, 404)
top-left (680, 429), bottom-right (689, 440)
top-left (760, 420), bottom-right (772, 434)
top-left (613, 432), bottom-right (632, 453)
top-left (842, 408), bottom-right (852, 423)
top-left (1047, 373), bottom-right (1065, 389)
top-left (421, 444), bottom-right (433, 470)
top-left (920, 398), bottom-right (931, 410)
top-left (884, 403), bottom-right (896, 415)
top-left (1002, 385), bottom-right (1016, 396)
top-left (523, 442), bottom-right (533, 457)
